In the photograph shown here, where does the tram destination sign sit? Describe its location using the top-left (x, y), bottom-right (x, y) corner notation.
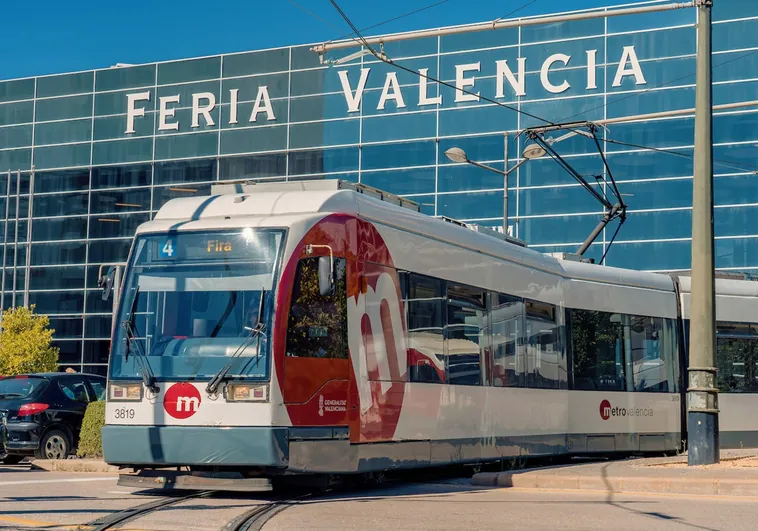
top-left (124, 45), bottom-right (646, 134)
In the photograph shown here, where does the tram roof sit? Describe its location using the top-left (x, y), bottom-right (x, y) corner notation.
top-left (142, 180), bottom-right (676, 293)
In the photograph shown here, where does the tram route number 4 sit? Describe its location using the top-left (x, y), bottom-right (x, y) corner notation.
top-left (160, 238), bottom-right (175, 258)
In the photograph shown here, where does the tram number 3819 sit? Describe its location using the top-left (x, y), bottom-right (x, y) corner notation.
top-left (114, 408), bottom-right (136, 419)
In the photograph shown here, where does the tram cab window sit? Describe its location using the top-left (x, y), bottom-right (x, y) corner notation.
top-left (525, 301), bottom-right (565, 389)
top-left (445, 283), bottom-right (486, 386)
top-left (406, 274), bottom-right (445, 383)
top-left (285, 257), bottom-right (347, 359)
top-left (490, 293), bottom-right (523, 387)
top-left (716, 321), bottom-right (758, 393)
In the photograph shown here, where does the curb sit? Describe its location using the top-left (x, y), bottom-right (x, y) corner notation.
top-left (471, 471), bottom-right (758, 497)
top-left (29, 459), bottom-right (125, 473)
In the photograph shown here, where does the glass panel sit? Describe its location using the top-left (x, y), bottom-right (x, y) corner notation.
top-left (490, 293), bottom-right (523, 387)
top-left (29, 266), bottom-right (86, 290)
top-left (525, 300), bottom-right (564, 389)
top-left (33, 144), bottom-right (91, 170)
top-left (154, 132), bottom-right (218, 160)
top-left (362, 112), bottom-right (436, 143)
top-left (289, 93), bottom-right (350, 122)
top-left (34, 119), bottom-right (92, 146)
top-left (85, 316), bottom-right (113, 340)
top-left (156, 80), bottom-right (220, 109)
top-left (32, 217), bottom-right (88, 242)
top-left (439, 190), bottom-right (507, 220)
top-left (221, 99), bottom-right (288, 129)
top-left (291, 45), bottom-right (323, 70)
top-left (33, 192), bottom-right (89, 217)
top-left (154, 159), bottom-right (216, 185)
top-left (522, 18), bottom-right (604, 43)
top-left (360, 167), bottom-right (436, 196)
top-left (83, 340), bottom-right (110, 364)
top-left (89, 213), bottom-right (150, 239)
top-left (49, 317), bottom-right (84, 339)
top-left (714, 0), bottom-right (758, 20)
top-left (626, 316), bottom-right (678, 393)
top-left (92, 138), bottom-right (153, 165)
top-left (407, 274), bottom-right (445, 384)
top-left (570, 309), bottom-right (625, 391)
top-left (440, 27), bottom-right (517, 53)
top-left (285, 257), bottom-right (347, 359)
top-left (518, 215), bottom-right (602, 246)
top-left (290, 66), bottom-right (361, 97)
top-left (288, 120), bottom-right (358, 150)
top-left (31, 241), bottom-right (87, 266)
top-left (218, 154), bottom-right (286, 181)
top-left (37, 72), bottom-right (93, 98)
top-left (86, 288), bottom-right (116, 314)
top-left (717, 321), bottom-right (758, 393)
top-left (0, 149), bottom-right (31, 171)
top-left (222, 72), bottom-right (289, 101)
top-left (29, 290), bottom-right (84, 314)
top-left (0, 125), bottom-right (33, 149)
top-left (83, 364), bottom-right (108, 377)
top-left (220, 125), bottom-right (287, 154)
top-left (621, 209), bottom-right (692, 241)
top-left (714, 19), bottom-right (758, 53)
top-left (438, 164), bottom-right (506, 194)
top-left (439, 105), bottom-right (518, 137)
top-left (157, 57), bottom-right (221, 85)
top-left (0, 101), bottom-right (34, 126)
top-left (616, 178), bottom-right (693, 210)
top-left (289, 148), bottom-right (358, 176)
top-left (94, 113), bottom-right (155, 140)
top-left (55, 340), bottom-right (82, 364)
top-left (607, 27), bottom-right (695, 63)
top-left (152, 183), bottom-right (212, 211)
top-left (518, 185), bottom-right (605, 216)
top-left (222, 49), bottom-right (289, 78)
top-left (607, 149), bottom-right (693, 181)
top-left (361, 140), bottom-right (435, 170)
top-left (445, 282), bottom-right (485, 386)
top-left (35, 169), bottom-right (90, 193)
top-left (0, 78), bottom-right (35, 104)
top-left (95, 88), bottom-right (156, 117)
top-left (95, 64), bottom-right (156, 92)
top-left (608, 6), bottom-right (695, 32)
top-left (92, 164), bottom-right (151, 189)
top-left (91, 188), bottom-right (151, 214)
top-left (35, 94), bottom-right (93, 122)
top-left (715, 175), bottom-right (758, 206)
top-left (605, 240), bottom-right (692, 271)
top-left (87, 239), bottom-right (133, 264)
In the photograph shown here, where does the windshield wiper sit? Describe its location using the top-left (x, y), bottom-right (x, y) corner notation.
top-left (206, 289), bottom-right (267, 395)
top-left (122, 286), bottom-right (159, 394)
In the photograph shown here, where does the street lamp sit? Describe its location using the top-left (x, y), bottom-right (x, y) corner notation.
top-left (444, 137), bottom-right (546, 236)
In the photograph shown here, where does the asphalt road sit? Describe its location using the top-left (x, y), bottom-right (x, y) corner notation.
top-left (2, 463), bottom-right (758, 531)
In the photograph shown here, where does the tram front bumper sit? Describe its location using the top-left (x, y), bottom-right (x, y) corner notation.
top-left (101, 425), bottom-right (289, 468)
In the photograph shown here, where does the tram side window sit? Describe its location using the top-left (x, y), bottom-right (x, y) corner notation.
top-left (626, 316), bottom-right (678, 393)
top-left (445, 283), bottom-right (486, 386)
top-left (406, 274), bottom-right (445, 383)
top-left (570, 309), bottom-right (626, 391)
top-left (525, 300), bottom-right (565, 389)
top-left (716, 321), bottom-right (758, 393)
top-left (490, 293), bottom-right (523, 387)
top-left (285, 257), bottom-right (347, 359)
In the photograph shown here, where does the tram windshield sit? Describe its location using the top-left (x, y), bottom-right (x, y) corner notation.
top-left (109, 229), bottom-right (284, 381)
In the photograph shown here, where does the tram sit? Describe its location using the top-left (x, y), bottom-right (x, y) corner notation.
top-left (98, 179), bottom-right (758, 487)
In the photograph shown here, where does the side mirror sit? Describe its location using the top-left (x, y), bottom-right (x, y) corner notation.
top-left (98, 265), bottom-right (117, 301)
top-left (318, 256), bottom-right (334, 296)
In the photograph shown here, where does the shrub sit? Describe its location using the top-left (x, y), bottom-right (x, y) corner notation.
top-left (77, 400), bottom-right (106, 458)
top-left (0, 305), bottom-right (59, 376)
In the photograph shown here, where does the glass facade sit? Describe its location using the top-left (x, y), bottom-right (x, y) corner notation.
top-left (0, 0), bottom-right (757, 373)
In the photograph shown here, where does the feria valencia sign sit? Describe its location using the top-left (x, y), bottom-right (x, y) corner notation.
top-left (124, 45), bottom-right (646, 134)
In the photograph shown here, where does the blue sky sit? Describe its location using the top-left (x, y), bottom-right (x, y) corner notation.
top-left (1, 0), bottom-right (626, 80)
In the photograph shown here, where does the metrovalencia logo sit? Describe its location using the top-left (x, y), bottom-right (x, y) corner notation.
top-left (599, 399), bottom-right (653, 421)
top-left (164, 383), bottom-right (202, 419)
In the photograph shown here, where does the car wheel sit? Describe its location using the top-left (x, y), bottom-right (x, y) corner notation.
top-left (35, 430), bottom-right (70, 460)
top-left (1, 455), bottom-right (25, 465)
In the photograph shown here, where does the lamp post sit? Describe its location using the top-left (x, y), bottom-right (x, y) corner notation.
top-left (444, 138), bottom-right (545, 237)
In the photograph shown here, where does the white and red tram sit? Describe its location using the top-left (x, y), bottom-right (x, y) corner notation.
top-left (100, 179), bottom-right (758, 482)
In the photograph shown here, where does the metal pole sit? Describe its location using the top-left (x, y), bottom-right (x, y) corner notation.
top-left (23, 166), bottom-right (34, 308)
top-left (503, 132), bottom-right (509, 236)
top-left (1, 171), bottom-right (11, 313)
top-left (11, 170), bottom-right (20, 308)
top-left (688, 0), bottom-right (718, 466)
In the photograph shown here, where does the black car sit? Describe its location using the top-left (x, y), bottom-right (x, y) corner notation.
top-left (0, 373), bottom-right (106, 463)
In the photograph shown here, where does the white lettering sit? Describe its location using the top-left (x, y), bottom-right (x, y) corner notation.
top-left (338, 68), bottom-right (370, 113)
top-left (418, 68), bottom-right (442, 106)
top-left (455, 62), bottom-right (480, 102)
top-left (191, 92), bottom-right (216, 128)
top-left (586, 50), bottom-right (598, 90)
top-left (496, 58), bottom-right (526, 98)
top-left (229, 88), bottom-right (239, 125)
top-left (377, 72), bottom-right (406, 110)
top-left (125, 91), bottom-right (150, 134)
top-left (613, 46), bottom-right (646, 87)
top-left (158, 95), bottom-right (180, 131)
top-left (541, 54), bottom-right (571, 94)
top-left (176, 396), bottom-right (199, 413)
top-left (249, 86), bottom-right (275, 122)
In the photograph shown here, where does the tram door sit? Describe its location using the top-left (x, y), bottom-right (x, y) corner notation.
top-left (282, 256), bottom-right (349, 426)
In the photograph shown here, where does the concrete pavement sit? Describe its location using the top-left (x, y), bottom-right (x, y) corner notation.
top-left (472, 450), bottom-right (758, 497)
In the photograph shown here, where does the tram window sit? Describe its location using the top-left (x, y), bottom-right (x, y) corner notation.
top-left (406, 274), bottom-right (444, 383)
top-left (570, 309), bottom-right (626, 391)
top-left (490, 293), bottom-right (523, 387)
top-left (525, 300), bottom-right (564, 389)
top-left (716, 321), bottom-right (758, 393)
top-left (285, 257), bottom-right (347, 359)
top-left (445, 283), bottom-right (486, 386)
top-left (626, 316), bottom-right (678, 393)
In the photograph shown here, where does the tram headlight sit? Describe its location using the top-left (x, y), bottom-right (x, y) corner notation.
top-left (225, 383), bottom-right (268, 402)
top-left (109, 383), bottom-right (143, 401)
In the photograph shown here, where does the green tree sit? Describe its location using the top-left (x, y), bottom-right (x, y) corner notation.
top-left (0, 305), bottom-right (59, 375)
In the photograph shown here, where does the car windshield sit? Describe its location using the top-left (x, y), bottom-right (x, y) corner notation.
top-left (0, 377), bottom-right (48, 399)
top-left (110, 229), bottom-right (284, 381)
